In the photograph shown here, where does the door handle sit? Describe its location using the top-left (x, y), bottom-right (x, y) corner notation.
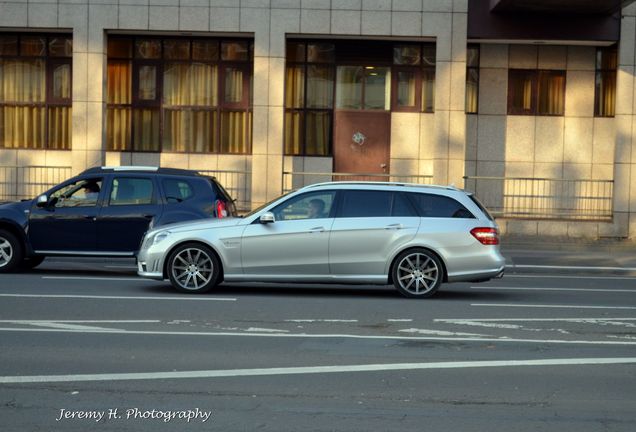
top-left (308, 226), bottom-right (325, 233)
top-left (84, 216), bottom-right (96, 221)
top-left (143, 215), bottom-right (154, 219)
top-left (384, 223), bottom-right (403, 230)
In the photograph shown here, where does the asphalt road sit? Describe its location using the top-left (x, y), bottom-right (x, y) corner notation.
top-left (1, 252), bottom-right (635, 432)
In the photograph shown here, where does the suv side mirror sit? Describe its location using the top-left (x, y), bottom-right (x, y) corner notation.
top-left (36, 194), bottom-right (49, 207)
top-left (259, 212), bottom-right (275, 224)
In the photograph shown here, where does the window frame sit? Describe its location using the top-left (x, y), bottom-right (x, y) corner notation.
top-left (594, 45), bottom-right (617, 118)
top-left (106, 35), bottom-right (253, 155)
top-left (0, 32), bottom-right (73, 150)
top-left (465, 44), bottom-right (480, 115)
top-left (507, 69), bottom-right (566, 117)
top-left (391, 43), bottom-right (436, 114)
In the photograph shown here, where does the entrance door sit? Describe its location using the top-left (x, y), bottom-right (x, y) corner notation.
top-left (334, 65), bottom-right (391, 176)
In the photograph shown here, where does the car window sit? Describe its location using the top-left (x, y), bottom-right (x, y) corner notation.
top-left (110, 177), bottom-right (154, 206)
top-left (408, 193), bottom-right (475, 218)
top-left (50, 178), bottom-right (103, 208)
top-left (272, 191), bottom-right (336, 221)
top-left (163, 179), bottom-right (194, 202)
top-left (339, 190), bottom-right (416, 217)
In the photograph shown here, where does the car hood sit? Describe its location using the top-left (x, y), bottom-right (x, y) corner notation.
top-left (157, 217), bottom-right (243, 233)
top-left (0, 200), bottom-right (32, 213)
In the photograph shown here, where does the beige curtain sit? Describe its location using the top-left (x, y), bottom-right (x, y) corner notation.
top-left (52, 64), bottom-right (71, 100)
top-left (107, 107), bottom-right (131, 151)
top-left (397, 71), bottom-right (416, 108)
top-left (164, 109), bottom-right (215, 153)
top-left (0, 59), bottom-right (46, 148)
top-left (538, 72), bottom-right (565, 115)
top-left (597, 72), bottom-right (616, 117)
top-left (132, 109), bottom-right (160, 152)
top-left (220, 111), bottom-right (246, 153)
top-left (284, 111), bottom-right (302, 155)
top-left (107, 61), bottom-right (131, 104)
top-left (164, 63), bottom-right (217, 107)
top-left (465, 69), bottom-right (478, 113)
top-left (285, 66), bottom-right (304, 108)
top-left (307, 66), bottom-right (333, 109)
top-left (422, 69), bottom-right (435, 112)
top-left (48, 107), bottom-right (71, 150)
top-left (522, 78), bottom-right (532, 111)
top-left (305, 111), bottom-right (329, 156)
top-left (224, 68), bottom-right (243, 103)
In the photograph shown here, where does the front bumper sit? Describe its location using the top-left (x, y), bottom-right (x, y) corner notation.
top-left (136, 248), bottom-right (165, 280)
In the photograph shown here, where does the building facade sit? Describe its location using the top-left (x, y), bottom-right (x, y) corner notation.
top-left (1, 0), bottom-right (636, 238)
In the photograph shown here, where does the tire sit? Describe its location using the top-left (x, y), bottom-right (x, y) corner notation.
top-left (20, 256), bottom-right (45, 270)
top-left (167, 243), bottom-right (220, 294)
top-left (392, 248), bottom-right (443, 298)
top-left (0, 229), bottom-right (24, 273)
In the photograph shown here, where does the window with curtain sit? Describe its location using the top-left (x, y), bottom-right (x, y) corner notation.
top-left (0, 34), bottom-right (72, 150)
top-left (595, 46), bottom-right (617, 117)
top-left (106, 36), bottom-right (253, 154)
top-left (508, 69), bottom-right (565, 116)
top-left (284, 41), bottom-right (335, 156)
top-left (391, 43), bottom-right (436, 113)
top-left (466, 45), bottom-right (479, 114)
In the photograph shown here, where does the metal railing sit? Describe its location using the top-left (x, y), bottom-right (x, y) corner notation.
top-left (463, 176), bottom-right (614, 221)
top-left (0, 166), bottom-right (72, 202)
top-left (198, 169), bottom-right (251, 211)
top-left (283, 171), bottom-right (435, 193)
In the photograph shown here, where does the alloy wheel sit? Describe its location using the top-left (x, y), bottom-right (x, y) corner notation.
top-left (396, 252), bottom-right (439, 296)
top-left (0, 236), bottom-right (13, 268)
top-left (171, 248), bottom-right (214, 291)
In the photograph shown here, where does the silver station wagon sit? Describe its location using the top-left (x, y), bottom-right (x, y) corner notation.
top-left (137, 182), bottom-right (505, 298)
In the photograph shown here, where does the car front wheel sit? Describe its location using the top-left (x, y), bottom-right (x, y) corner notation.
top-left (167, 243), bottom-right (220, 294)
top-left (392, 249), bottom-right (442, 298)
top-left (0, 229), bottom-right (24, 273)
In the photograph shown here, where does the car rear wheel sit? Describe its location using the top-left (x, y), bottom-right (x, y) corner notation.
top-left (392, 249), bottom-right (442, 298)
top-left (167, 243), bottom-right (220, 294)
top-left (0, 229), bottom-right (24, 273)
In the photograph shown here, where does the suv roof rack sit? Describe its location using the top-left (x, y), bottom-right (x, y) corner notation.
top-left (302, 181), bottom-right (463, 191)
top-left (80, 166), bottom-right (199, 176)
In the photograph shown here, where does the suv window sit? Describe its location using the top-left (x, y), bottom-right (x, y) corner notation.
top-left (408, 193), bottom-right (475, 218)
top-left (272, 191), bottom-right (336, 221)
top-left (51, 178), bottom-right (103, 208)
top-left (163, 178), bottom-right (194, 202)
top-left (110, 177), bottom-right (154, 206)
top-left (339, 191), bottom-right (417, 218)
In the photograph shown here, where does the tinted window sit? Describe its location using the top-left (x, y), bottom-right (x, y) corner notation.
top-left (339, 191), bottom-right (417, 218)
top-left (163, 179), bottom-right (194, 202)
top-left (110, 177), bottom-right (154, 206)
top-left (51, 178), bottom-right (103, 208)
top-left (408, 193), bottom-right (475, 218)
top-left (272, 191), bottom-right (336, 221)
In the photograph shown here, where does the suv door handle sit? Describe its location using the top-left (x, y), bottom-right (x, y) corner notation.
top-left (143, 215), bottom-right (153, 219)
top-left (384, 223), bottom-right (403, 230)
top-left (308, 226), bottom-right (325, 233)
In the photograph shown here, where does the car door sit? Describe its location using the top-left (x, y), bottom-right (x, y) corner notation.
top-left (28, 177), bottom-right (103, 252)
top-left (96, 175), bottom-right (163, 253)
top-left (329, 190), bottom-right (420, 276)
top-left (240, 190), bottom-right (337, 276)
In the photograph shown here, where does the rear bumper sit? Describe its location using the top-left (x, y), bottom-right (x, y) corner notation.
top-left (447, 265), bottom-right (505, 283)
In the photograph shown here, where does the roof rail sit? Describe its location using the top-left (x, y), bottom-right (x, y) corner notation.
top-left (301, 181), bottom-right (462, 191)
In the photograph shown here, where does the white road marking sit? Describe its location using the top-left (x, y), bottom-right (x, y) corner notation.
top-left (472, 303), bottom-right (636, 310)
top-left (0, 326), bottom-right (635, 345)
top-left (25, 322), bottom-right (119, 331)
top-left (2, 357), bottom-right (636, 384)
top-left (42, 276), bottom-right (150, 282)
top-left (504, 274), bottom-right (636, 280)
top-left (505, 264), bottom-right (636, 271)
top-left (435, 318), bottom-right (636, 323)
top-left (471, 286), bottom-right (636, 293)
top-left (284, 319), bottom-right (359, 323)
top-left (387, 319), bottom-right (413, 322)
top-left (0, 320), bottom-right (160, 323)
top-left (0, 294), bottom-right (236, 301)
top-left (244, 327), bottom-right (289, 333)
top-left (398, 328), bottom-right (489, 337)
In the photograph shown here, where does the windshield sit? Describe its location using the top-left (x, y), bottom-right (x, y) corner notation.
top-left (243, 190), bottom-right (294, 218)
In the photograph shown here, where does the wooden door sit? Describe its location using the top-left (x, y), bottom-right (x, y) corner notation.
top-left (333, 110), bottom-right (390, 175)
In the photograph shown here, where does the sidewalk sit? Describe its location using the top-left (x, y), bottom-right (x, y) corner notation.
top-left (500, 235), bottom-right (636, 274)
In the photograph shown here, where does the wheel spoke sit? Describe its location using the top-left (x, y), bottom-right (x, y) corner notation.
top-left (421, 257), bottom-right (430, 270)
top-left (404, 257), bottom-right (415, 271)
top-left (175, 270), bottom-right (189, 280)
top-left (184, 273), bottom-right (193, 288)
top-left (415, 254), bottom-right (420, 268)
top-left (404, 278), bottom-right (415, 290)
top-left (399, 274), bottom-right (413, 281)
top-left (176, 255), bottom-right (189, 266)
top-left (415, 279), bottom-right (421, 293)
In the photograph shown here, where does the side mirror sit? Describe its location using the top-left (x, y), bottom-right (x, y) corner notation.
top-left (259, 212), bottom-right (275, 224)
top-left (36, 194), bottom-right (49, 207)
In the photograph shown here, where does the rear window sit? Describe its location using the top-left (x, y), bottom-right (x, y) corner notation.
top-left (163, 179), bottom-right (194, 202)
top-left (407, 193), bottom-right (475, 219)
top-left (339, 191), bottom-right (417, 218)
top-left (468, 194), bottom-right (494, 221)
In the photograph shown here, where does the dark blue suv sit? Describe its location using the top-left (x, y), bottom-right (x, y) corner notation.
top-left (0, 166), bottom-right (236, 272)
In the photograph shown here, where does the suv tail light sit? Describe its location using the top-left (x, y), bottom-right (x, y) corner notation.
top-left (470, 227), bottom-right (499, 245)
top-left (215, 200), bottom-right (228, 219)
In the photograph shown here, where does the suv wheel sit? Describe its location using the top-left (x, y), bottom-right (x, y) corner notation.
top-left (167, 243), bottom-right (220, 293)
top-left (0, 229), bottom-right (24, 273)
top-left (392, 249), bottom-right (442, 298)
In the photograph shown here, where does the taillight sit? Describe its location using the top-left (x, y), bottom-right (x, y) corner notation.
top-left (470, 227), bottom-right (499, 245)
top-left (215, 200), bottom-right (228, 219)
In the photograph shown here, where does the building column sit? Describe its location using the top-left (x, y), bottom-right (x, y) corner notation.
top-left (429, 1), bottom-right (467, 187)
top-left (615, 5), bottom-right (636, 238)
